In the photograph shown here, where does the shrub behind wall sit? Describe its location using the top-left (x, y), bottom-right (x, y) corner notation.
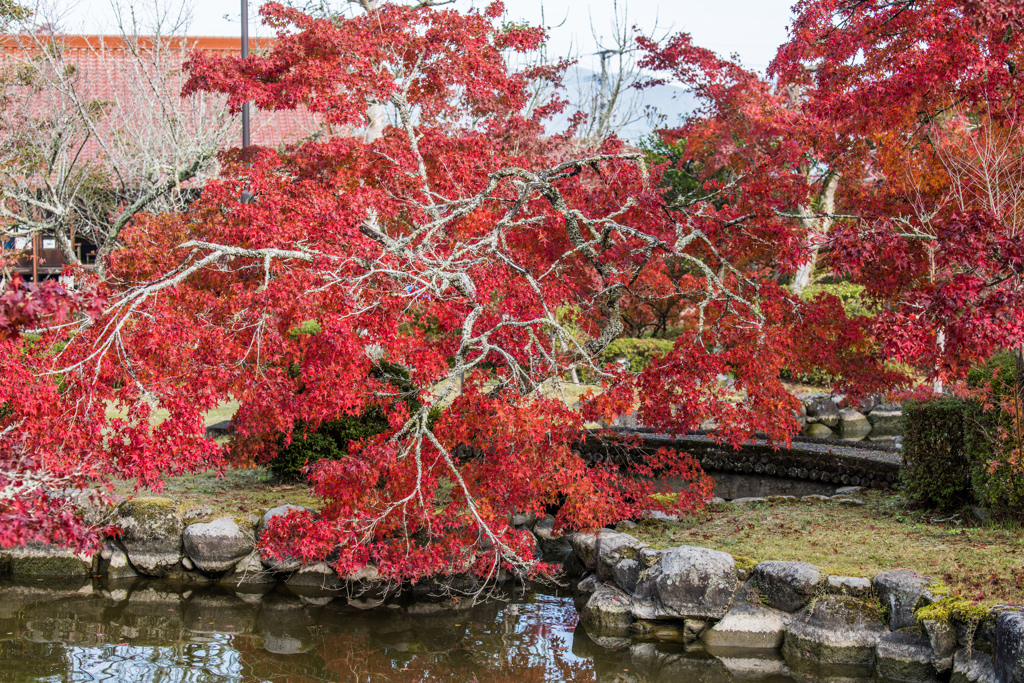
top-left (901, 398), bottom-right (974, 512)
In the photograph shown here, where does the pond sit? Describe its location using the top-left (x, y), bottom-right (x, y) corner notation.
top-left (0, 580), bottom-right (811, 682)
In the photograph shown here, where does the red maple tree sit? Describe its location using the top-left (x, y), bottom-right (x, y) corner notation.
top-left (769, 0), bottom-right (1024, 382)
top-left (2, 1), bottom-right (894, 577)
top-left (641, 0), bottom-right (1024, 390)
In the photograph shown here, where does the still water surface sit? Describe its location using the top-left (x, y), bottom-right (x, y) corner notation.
top-left (0, 580), bottom-right (795, 682)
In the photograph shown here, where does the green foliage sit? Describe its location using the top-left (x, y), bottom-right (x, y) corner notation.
top-left (600, 337), bottom-right (675, 373)
top-left (965, 350), bottom-right (1024, 520)
top-left (802, 282), bottom-right (876, 319)
top-left (901, 352), bottom-right (1024, 519)
top-left (287, 319), bottom-right (322, 339)
top-left (901, 398), bottom-right (973, 512)
top-left (639, 135), bottom-right (705, 206)
top-left (269, 359), bottom-right (437, 482)
top-left (915, 593), bottom-right (990, 633)
top-left (966, 349), bottom-right (1020, 395)
top-left (270, 407), bottom-right (390, 482)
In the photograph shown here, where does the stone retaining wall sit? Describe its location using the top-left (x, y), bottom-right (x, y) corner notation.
top-left (2, 494), bottom-right (1021, 683)
top-left (0, 500), bottom-right (338, 593)
top-left (565, 528), bottom-right (1023, 683)
top-left (576, 429), bottom-right (902, 490)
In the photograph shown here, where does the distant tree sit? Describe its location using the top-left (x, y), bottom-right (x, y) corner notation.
top-left (0, 6), bottom-right (236, 277)
top-left (771, 0), bottom-right (1024, 384)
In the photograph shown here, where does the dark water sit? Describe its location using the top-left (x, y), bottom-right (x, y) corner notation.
top-left (0, 580), bottom-right (800, 683)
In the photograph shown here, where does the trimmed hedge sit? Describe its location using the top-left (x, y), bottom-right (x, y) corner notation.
top-left (901, 350), bottom-right (1024, 520)
top-left (901, 398), bottom-right (973, 512)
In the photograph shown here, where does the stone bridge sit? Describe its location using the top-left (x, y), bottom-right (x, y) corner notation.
top-left (575, 428), bottom-right (901, 497)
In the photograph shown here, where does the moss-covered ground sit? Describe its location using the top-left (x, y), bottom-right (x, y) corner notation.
top-left (632, 488), bottom-right (1024, 607)
top-left (109, 467), bottom-right (319, 518)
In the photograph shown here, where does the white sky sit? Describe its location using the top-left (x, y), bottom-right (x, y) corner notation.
top-left (52, 0), bottom-right (797, 75)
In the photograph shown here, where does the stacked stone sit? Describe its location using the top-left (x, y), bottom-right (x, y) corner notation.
top-left (570, 530), bottom-right (1024, 683)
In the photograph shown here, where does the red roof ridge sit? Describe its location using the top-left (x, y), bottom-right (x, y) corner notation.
top-left (0, 34), bottom-right (273, 54)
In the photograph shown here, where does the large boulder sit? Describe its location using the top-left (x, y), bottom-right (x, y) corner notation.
top-left (701, 603), bottom-right (790, 652)
top-left (839, 408), bottom-right (872, 436)
top-left (753, 561), bottom-right (824, 612)
top-left (868, 405), bottom-right (903, 434)
top-left (568, 531), bottom-right (599, 571)
top-left (875, 631), bottom-right (942, 683)
top-left (102, 545), bottom-right (138, 580)
top-left (783, 595), bottom-right (888, 673)
top-left (114, 497), bottom-right (185, 577)
top-left (594, 530), bottom-right (646, 583)
top-left (805, 397), bottom-right (841, 429)
top-left (874, 570), bottom-right (932, 631)
top-left (183, 517), bottom-right (254, 574)
top-left (951, 649), bottom-right (998, 683)
top-left (994, 610), bottom-right (1024, 683)
top-left (610, 558), bottom-right (642, 594)
top-left (580, 584), bottom-right (634, 637)
top-left (631, 545), bottom-right (736, 620)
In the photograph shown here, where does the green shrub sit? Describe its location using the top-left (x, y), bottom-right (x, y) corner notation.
top-left (802, 282), bottom-right (877, 319)
top-left (600, 337), bottom-right (675, 373)
top-left (270, 407), bottom-right (391, 482)
top-left (779, 366), bottom-right (839, 388)
top-left (901, 398), bottom-right (973, 512)
top-left (965, 350), bottom-right (1024, 520)
top-left (268, 359), bottom-right (425, 482)
top-left (966, 349), bottom-right (1020, 394)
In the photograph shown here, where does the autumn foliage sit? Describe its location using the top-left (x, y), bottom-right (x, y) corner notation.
top-left (4, 0), bottom-right (1022, 576)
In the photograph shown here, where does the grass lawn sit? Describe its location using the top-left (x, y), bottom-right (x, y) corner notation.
top-left (632, 488), bottom-right (1024, 606)
top-left (103, 400), bottom-right (240, 427)
top-left (109, 466), bottom-right (319, 519)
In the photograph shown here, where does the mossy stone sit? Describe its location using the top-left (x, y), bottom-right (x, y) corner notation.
top-left (115, 497), bottom-right (185, 577)
top-left (8, 545), bottom-right (90, 578)
top-left (783, 594), bottom-right (888, 673)
top-left (733, 556), bottom-right (758, 574)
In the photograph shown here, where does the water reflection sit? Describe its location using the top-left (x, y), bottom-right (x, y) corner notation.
top-left (0, 581), bottom-right (590, 682)
top-left (0, 580), bottom-right (827, 682)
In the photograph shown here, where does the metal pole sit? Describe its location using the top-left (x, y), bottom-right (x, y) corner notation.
top-left (241, 0), bottom-right (250, 149)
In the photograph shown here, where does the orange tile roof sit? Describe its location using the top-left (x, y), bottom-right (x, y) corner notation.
top-left (0, 34), bottom-right (322, 149)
